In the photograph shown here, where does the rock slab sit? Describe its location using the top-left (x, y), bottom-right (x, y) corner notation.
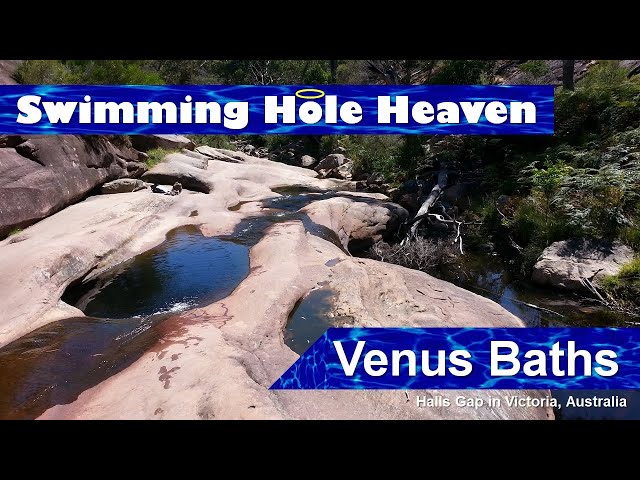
top-left (532, 238), bottom-right (635, 290)
top-left (0, 135), bottom-right (146, 238)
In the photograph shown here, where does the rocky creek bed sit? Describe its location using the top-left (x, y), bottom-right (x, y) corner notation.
top-left (0, 146), bottom-right (559, 420)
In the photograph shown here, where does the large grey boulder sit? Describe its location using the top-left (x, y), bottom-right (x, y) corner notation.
top-left (0, 135), bottom-right (146, 238)
top-left (142, 158), bottom-right (211, 193)
top-left (315, 153), bottom-right (346, 172)
top-left (531, 238), bottom-right (635, 291)
top-left (129, 134), bottom-right (195, 152)
top-left (300, 155), bottom-right (317, 168)
top-left (100, 179), bottom-right (147, 194)
top-left (301, 196), bottom-right (409, 250)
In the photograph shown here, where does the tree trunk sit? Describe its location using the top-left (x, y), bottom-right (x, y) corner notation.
top-left (409, 169), bottom-right (448, 237)
top-left (330, 60), bottom-right (338, 84)
top-left (563, 60), bottom-right (575, 91)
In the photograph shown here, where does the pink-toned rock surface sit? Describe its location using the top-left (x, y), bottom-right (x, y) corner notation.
top-left (0, 145), bottom-right (553, 420)
top-left (40, 221), bottom-right (552, 420)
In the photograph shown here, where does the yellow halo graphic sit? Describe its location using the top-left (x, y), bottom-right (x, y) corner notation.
top-left (295, 88), bottom-right (326, 100)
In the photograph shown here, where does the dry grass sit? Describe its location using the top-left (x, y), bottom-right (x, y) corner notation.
top-left (370, 237), bottom-right (456, 272)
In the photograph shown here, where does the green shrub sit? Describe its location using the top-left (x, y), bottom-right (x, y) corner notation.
top-left (555, 61), bottom-right (640, 142)
top-left (145, 148), bottom-right (176, 168)
top-left (601, 257), bottom-right (640, 303)
top-left (188, 135), bottom-right (233, 150)
top-left (518, 60), bottom-right (550, 78)
top-left (431, 60), bottom-right (496, 85)
top-left (620, 226), bottom-right (640, 250)
top-left (13, 60), bottom-right (164, 85)
top-left (12, 60), bottom-right (73, 84)
top-left (8, 227), bottom-right (22, 236)
top-left (341, 135), bottom-right (404, 181)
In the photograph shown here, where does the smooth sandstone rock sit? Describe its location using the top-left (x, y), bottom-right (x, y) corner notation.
top-left (531, 238), bottom-right (635, 290)
top-left (0, 148), bottom-right (358, 347)
top-left (0, 144), bottom-right (554, 420)
top-left (129, 134), bottom-right (195, 152)
top-left (143, 147), bottom-right (355, 195)
top-left (301, 196), bottom-right (408, 249)
top-left (100, 179), bottom-right (147, 194)
top-left (0, 135), bottom-right (145, 238)
top-left (39, 222), bottom-right (552, 420)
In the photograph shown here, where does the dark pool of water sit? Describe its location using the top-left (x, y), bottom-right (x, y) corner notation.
top-left (1, 226), bottom-right (250, 419)
top-left (63, 226), bottom-right (249, 319)
top-left (0, 314), bottom-right (167, 419)
top-left (436, 251), bottom-right (640, 420)
top-left (284, 289), bottom-right (353, 355)
top-left (0, 190), bottom-right (355, 419)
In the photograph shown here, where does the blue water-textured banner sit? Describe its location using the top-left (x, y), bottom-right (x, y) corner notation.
top-left (271, 328), bottom-right (640, 390)
top-left (0, 84), bottom-right (554, 135)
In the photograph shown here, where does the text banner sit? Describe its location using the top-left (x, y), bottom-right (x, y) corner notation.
top-left (270, 328), bottom-right (640, 390)
top-left (0, 85), bottom-right (554, 135)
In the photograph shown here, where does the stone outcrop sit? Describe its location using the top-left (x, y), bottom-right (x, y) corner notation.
top-left (129, 134), bottom-right (195, 152)
top-left (301, 196), bottom-right (408, 249)
top-left (315, 153), bottom-right (346, 172)
top-left (0, 143), bottom-right (554, 420)
top-left (0, 135), bottom-right (147, 238)
top-left (100, 179), bottom-right (148, 194)
top-left (142, 147), bottom-right (355, 196)
top-left (38, 220), bottom-right (553, 420)
top-left (531, 238), bottom-right (635, 291)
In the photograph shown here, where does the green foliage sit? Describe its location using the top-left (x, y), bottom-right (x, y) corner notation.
top-left (146, 60), bottom-right (211, 84)
top-left (430, 60), bottom-right (496, 85)
top-left (555, 61), bottom-right (640, 142)
top-left (518, 60), bottom-right (550, 78)
top-left (601, 257), bottom-right (640, 302)
top-left (264, 135), bottom-right (294, 151)
top-left (340, 135), bottom-right (404, 181)
top-left (14, 60), bottom-right (164, 85)
top-left (620, 226), bottom-right (640, 250)
top-left (556, 162), bottom-right (640, 238)
top-left (145, 148), bottom-right (176, 168)
top-left (188, 135), bottom-right (233, 150)
top-left (8, 228), bottom-right (22, 236)
top-left (12, 60), bottom-right (73, 84)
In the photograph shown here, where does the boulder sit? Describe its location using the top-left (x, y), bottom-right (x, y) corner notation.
top-left (531, 238), bottom-right (635, 291)
top-left (100, 179), bottom-right (147, 194)
top-left (195, 146), bottom-right (242, 163)
top-left (301, 196), bottom-right (409, 250)
top-left (0, 135), bottom-right (26, 148)
top-left (129, 135), bottom-right (195, 152)
top-left (315, 153), bottom-right (346, 172)
top-left (333, 161), bottom-right (354, 180)
top-left (0, 135), bottom-right (145, 238)
top-left (142, 161), bottom-right (211, 194)
top-left (300, 155), bottom-right (317, 168)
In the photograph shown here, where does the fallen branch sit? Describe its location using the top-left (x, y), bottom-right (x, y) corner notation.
top-left (508, 234), bottom-right (524, 253)
top-left (408, 169), bottom-right (448, 238)
top-left (580, 277), bottom-right (608, 306)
